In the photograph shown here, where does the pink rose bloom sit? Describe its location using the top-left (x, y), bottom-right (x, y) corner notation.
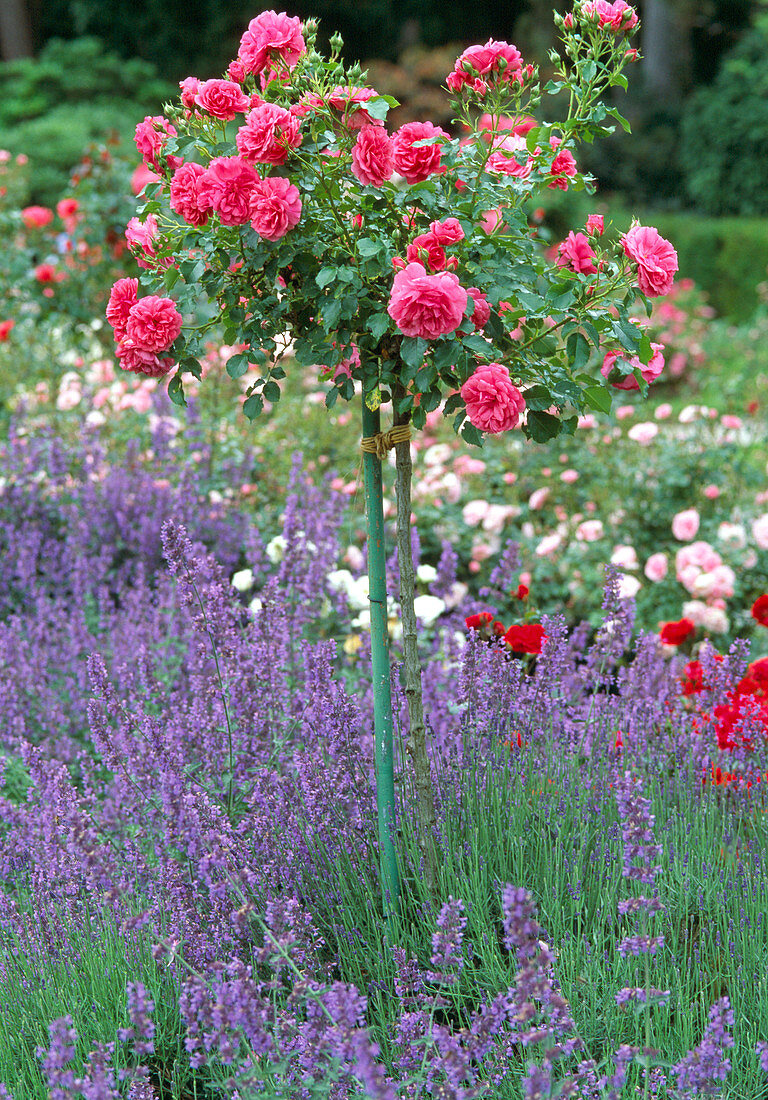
top-left (106, 278), bottom-right (139, 339)
top-left (134, 116), bottom-right (179, 171)
top-left (351, 124), bottom-right (394, 186)
top-left (486, 134), bottom-right (533, 177)
top-left (238, 10), bottom-right (306, 75)
top-left (561, 469), bottom-right (579, 483)
top-left (672, 508), bottom-right (700, 542)
top-left (179, 76), bottom-right (200, 110)
top-left (467, 287), bottom-right (491, 329)
top-left (575, 519), bottom-right (604, 542)
top-left (627, 422), bottom-right (659, 445)
top-left (622, 225), bottom-right (678, 297)
top-left (528, 487), bottom-right (550, 510)
top-left (125, 214), bottom-right (168, 270)
top-left (536, 532), bottom-right (563, 557)
top-left (195, 79), bottom-right (250, 120)
top-left (446, 40), bottom-right (523, 91)
top-left (392, 121), bottom-right (449, 184)
top-left (116, 343), bottom-right (174, 378)
top-left (237, 103), bottom-right (302, 165)
top-left (387, 262), bottom-right (467, 339)
top-left (676, 541), bottom-right (722, 580)
top-left (548, 137), bottom-right (577, 189)
top-left (752, 514), bottom-right (768, 550)
top-left (586, 214), bottom-right (604, 236)
top-left (601, 343), bottom-right (665, 390)
top-left (125, 296), bottom-right (182, 353)
top-left (170, 162), bottom-right (212, 227)
top-left (703, 484), bottom-right (720, 500)
top-left (431, 218), bottom-right (464, 244)
top-left (199, 157), bottom-right (258, 225)
top-left (582, 0), bottom-right (638, 31)
top-left (644, 552), bottom-right (668, 582)
top-left (462, 499), bottom-right (490, 526)
top-left (654, 402), bottom-right (673, 419)
top-left (556, 231), bottom-right (597, 274)
top-left (21, 205), bottom-right (54, 229)
top-left (461, 363), bottom-right (525, 434)
top-left (406, 231), bottom-right (447, 271)
top-left (327, 86), bottom-right (382, 129)
top-left (480, 207), bottom-right (504, 235)
top-left (250, 175), bottom-right (302, 241)
top-left (720, 413), bottom-right (742, 429)
top-left (131, 163), bottom-right (160, 196)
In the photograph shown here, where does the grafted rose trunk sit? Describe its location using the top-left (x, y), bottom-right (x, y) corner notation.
top-left (393, 381), bottom-right (439, 901)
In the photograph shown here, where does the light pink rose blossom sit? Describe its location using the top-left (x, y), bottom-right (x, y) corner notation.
top-left (124, 296), bottom-right (183, 353)
top-left (601, 342), bottom-right (665, 390)
top-left (236, 102), bottom-right (302, 165)
top-left (536, 532), bottom-right (563, 557)
top-left (654, 403), bottom-right (672, 419)
top-left (461, 363), bottom-right (525, 434)
top-left (392, 121), bottom-right (449, 184)
top-left (195, 79), bottom-right (251, 119)
top-left (576, 519), bottom-right (604, 542)
top-left (586, 214), bottom-right (604, 236)
top-left (560, 469), bottom-right (579, 483)
top-left (703, 484), bottom-right (720, 500)
top-left (238, 10), bottom-right (306, 75)
top-left (528, 487), bottom-right (550, 510)
top-left (556, 231), bottom-right (597, 274)
top-left (350, 125), bottom-right (394, 186)
top-left (486, 134), bottom-right (533, 177)
top-left (671, 508), bottom-right (700, 541)
top-left (170, 163), bottom-right (212, 227)
top-left (622, 224), bottom-right (678, 297)
top-left (644, 552), bottom-right (668, 582)
top-left (626, 422), bottom-right (658, 445)
top-left (752, 514), bottom-right (768, 550)
top-left (250, 176), bottom-right (302, 241)
top-left (387, 262), bottom-right (467, 339)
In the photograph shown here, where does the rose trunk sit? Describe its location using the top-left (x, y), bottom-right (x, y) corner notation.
top-left (393, 382), bottom-right (439, 903)
top-left (360, 390), bottom-right (401, 943)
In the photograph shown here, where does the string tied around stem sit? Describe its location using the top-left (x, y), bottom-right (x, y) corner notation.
top-left (360, 423), bottom-right (412, 461)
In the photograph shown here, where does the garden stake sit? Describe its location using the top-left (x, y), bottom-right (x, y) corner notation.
top-left (361, 390), bottom-right (401, 942)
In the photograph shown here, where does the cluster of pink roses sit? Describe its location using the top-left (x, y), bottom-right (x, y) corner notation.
top-left (106, 279), bottom-right (182, 376)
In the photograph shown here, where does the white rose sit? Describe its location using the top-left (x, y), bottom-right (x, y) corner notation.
top-left (416, 564), bottom-right (438, 584)
top-left (266, 535), bottom-right (287, 564)
top-left (231, 568), bottom-right (254, 592)
top-left (413, 594), bottom-right (446, 625)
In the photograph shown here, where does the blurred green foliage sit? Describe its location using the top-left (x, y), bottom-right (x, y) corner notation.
top-left (0, 36), bottom-right (174, 205)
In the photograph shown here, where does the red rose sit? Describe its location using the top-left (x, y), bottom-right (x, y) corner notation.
top-left (659, 618), bottom-right (696, 645)
top-left (515, 584), bottom-right (529, 600)
top-left (465, 611), bottom-right (494, 630)
top-left (0, 319), bottom-right (15, 341)
top-left (392, 121), bottom-right (448, 184)
top-left (752, 594), bottom-right (768, 627)
top-left (504, 623), bottom-right (546, 653)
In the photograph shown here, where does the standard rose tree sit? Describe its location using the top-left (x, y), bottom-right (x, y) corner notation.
top-left (104, 4), bottom-right (677, 934)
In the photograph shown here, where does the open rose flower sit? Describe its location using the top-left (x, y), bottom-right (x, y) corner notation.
top-left (392, 121), bottom-right (448, 184)
top-left (446, 40), bottom-right (523, 92)
top-left (236, 102), bottom-right (302, 165)
top-left (461, 363), bottom-right (525, 434)
top-left (504, 622), bottom-right (546, 653)
top-left (659, 618), bottom-right (696, 646)
top-left (351, 125), bottom-right (394, 186)
top-left (601, 343), bottom-right (665, 390)
top-left (238, 10), bottom-right (306, 75)
top-left (170, 163), bottom-right (212, 228)
top-left (752, 595), bottom-right (768, 627)
top-left (327, 86), bottom-right (382, 129)
top-left (199, 157), bottom-right (259, 225)
top-left (106, 278), bottom-right (139, 339)
top-left (134, 116), bottom-right (180, 172)
top-left (387, 262), bottom-right (467, 338)
top-left (250, 175), bottom-right (302, 241)
top-left (622, 224), bottom-right (678, 297)
top-left (124, 296), bottom-right (183, 353)
top-left (195, 79), bottom-right (251, 120)
top-left (581, 0), bottom-right (638, 32)
top-left (115, 344), bottom-right (175, 377)
top-left (467, 287), bottom-right (491, 329)
top-left (556, 231), bottom-right (597, 274)
top-left (406, 232), bottom-right (447, 271)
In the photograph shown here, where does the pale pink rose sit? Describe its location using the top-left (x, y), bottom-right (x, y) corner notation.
top-left (430, 218), bottom-right (464, 244)
top-left (617, 574), bottom-right (641, 600)
top-left (106, 278), bottom-right (139, 339)
top-left (644, 552), bottom-right (668, 582)
top-left (654, 403), bottom-right (672, 420)
top-left (701, 606), bottom-right (729, 633)
top-left (682, 600), bottom-right (708, 627)
top-left (482, 503), bottom-right (517, 534)
top-left (124, 296), bottom-right (182, 352)
top-left (676, 542), bottom-right (722, 585)
top-left (351, 124), bottom-right (394, 186)
top-left (560, 469), bottom-right (578, 483)
top-left (556, 231), bottom-right (597, 274)
top-left (236, 103), bottom-right (302, 165)
top-left (387, 262), bottom-right (467, 339)
top-left (586, 214), bottom-right (604, 236)
top-left (486, 134), bottom-right (533, 178)
top-left (601, 343), bottom-right (665, 390)
top-left (671, 508), bottom-right (700, 541)
top-left (528, 487), bottom-right (550, 510)
top-left (134, 116), bottom-right (179, 171)
top-left (461, 364), bottom-right (525, 434)
top-left (577, 414), bottom-right (597, 429)
top-left (462, 499), bottom-right (489, 526)
top-left (249, 175), bottom-right (302, 241)
top-left (446, 40), bottom-right (523, 91)
top-left (454, 455), bottom-right (486, 476)
top-left (703, 484), bottom-right (720, 500)
top-left (611, 545), bottom-right (639, 570)
top-left (720, 414), bottom-right (743, 429)
top-left (575, 519), bottom-right (604, 542)
top-left (238, 10), bottom-right (306, 75)
top-left (466, 287), bottom-right (491, 329)
top-left (199, 157), bottom-right (258, 225)
top-left (627, 422), bottom-right (658, 445)
top-left (536, 532), bottom-right (563, 557)
top-left (170, 162), bottom-right (212, 227)
top-left (195, 79), bottom-right (250, 119)
top-left (717, 522), bottom-right (746, 549)
top-left (616, 406), bottom-right (634, 420)
top-left (392, 121), bottom-right (449, 184)
top-left (480, 207), bottom-right (504, 235)
top-left (621, 225), bottom-right (678, 297)
top-left (752, 514), bottom-right (768, 550)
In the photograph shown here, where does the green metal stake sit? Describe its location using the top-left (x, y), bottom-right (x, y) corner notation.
top-left (361, 391), bottom-right (401, 942)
